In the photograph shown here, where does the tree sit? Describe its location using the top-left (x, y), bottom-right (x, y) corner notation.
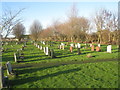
top-left (1, 8), bottom-right (25, 38)
top-left (94, 8), bottom-right (118, 44)
top-left (29, 20), bottom-right (42, 41)
top-left (13, 23), bottom-right (25, 42)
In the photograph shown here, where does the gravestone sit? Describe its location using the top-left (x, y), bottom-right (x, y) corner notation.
top-left (45, 47), bottom-right (49, 55)
top-left (107, 45), bottom-right (112, 53)
top-left (6, 61), bottom-right (13, 75)
top-left (62, 45), bottom-right (64, 50)
top-left (77, 48), bottom-right (81, 55)
top-left (61, 43), bottom-right (64, 46)
top-left (98, 44), bottom-right (100, 47)
top-left (43, 47), bottom-right (46, 53)
top-left (50, 49), bottom-right (55, 58)
top-left (70, 46), bottom-right (73, 52)
top-left (77, 43), bottom-right (81, 48)
top-left (48, 48), bottom-right (51, 56)
top-left (37, 45), bottom-right (40, 49)
top-left (60, 45), bottom-right (62, 49)
top-left (43, 42), bottom-right (45, 45)
top-left (0, 67), bottom-right (4, 88)
top-left (90, 44), bottom-right (92, 47)
top-left (14, 53), bottom-right (17, 62)
top-left (40, 46), bottom-right (42, 50)
top-left (70, 44), bottom-right (74, 47)
top-left (96, 46), bottom-right (100, 52)
top-left (91, 45), bottom-right (94, 51)
top-left (75, 44), bottom-right (78, 48)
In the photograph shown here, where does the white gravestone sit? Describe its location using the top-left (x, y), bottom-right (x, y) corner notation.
top-left (77, 43), bottom-right (81, 48)
top-left (37, 45), bottom-right (40, 48)
top-left (75, 44), bottom-right (78, 48)
top-left (70, 44), bottom-right (74, 47)
top-left (40, 46), bottom-right (42, 50)
top-left (98, 44), bottom-right (100, 47)
top-left (90, 44), bottom-right (92, 47)
top-left (14, 53), bottom-right (17, 62)
top-left (107, 45), bottom-right (112, 53)
top-left (43, 47), bottom-right (46, 53)
top-left (43, 42), bottom-right (45, 45)
top-left (46, 47), bottom-right (49, 55)
top-left (61, 43), bottom-right (64, 46)
top-left (60, 45), bottom-right (62, 49)
top-left (6, 61), bottom-right (13, 75)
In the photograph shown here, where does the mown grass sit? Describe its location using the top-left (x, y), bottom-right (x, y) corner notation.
top-left (9, 61), bottom-right (118, 88)
top-left (2, 41), bottom-right (119, 88)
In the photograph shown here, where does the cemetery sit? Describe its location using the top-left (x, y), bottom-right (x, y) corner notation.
top-left (1, 40), bottom-right (119, 88)
top-left (1, 1), bottom-right (119, 89)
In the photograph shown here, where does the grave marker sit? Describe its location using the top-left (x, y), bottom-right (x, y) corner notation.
top-left (70, 44), bottom-right (74, 47)
top-left (6, 61), bottom-right (13, 75)
top-left (90, 44), bottom-right (92, 47)
top-left (77, 43), bottom-right (81, 48)
top-left (46, 47), bottom-right (49, 55)
top-left (43, 47), bottom-right (46, 53)
top-left (14, 53), bottom-right (17, 62)
top-left (70, 46), bottom-right (73, 52)
top-left (0, 67), bottom-right (4, 88)
top-left (107, 45), bottom-right (112, 53)
top-left (98, 44), bottom-right (101, 47)
top-left (75, 44), bottom-right (78, 48)
top-left (96, 46), bottom-right (100, 52)
top-left (91, 45), bottom-right (94, 51)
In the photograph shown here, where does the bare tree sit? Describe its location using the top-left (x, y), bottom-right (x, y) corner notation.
top-left (0, 8), bottom-right (25, 38)
top-left (13, 23), bottom-right (25, 42)
top-left (94, 8), bottom-right (118, 44)
top-left (29, 20), bottom-right (42, 41)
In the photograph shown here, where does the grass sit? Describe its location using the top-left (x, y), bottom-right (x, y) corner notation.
top-left (2, 41), bottom-right (119, 88)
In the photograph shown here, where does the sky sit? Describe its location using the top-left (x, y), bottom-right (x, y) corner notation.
top-left (1, 1), bottom-right (118, 36)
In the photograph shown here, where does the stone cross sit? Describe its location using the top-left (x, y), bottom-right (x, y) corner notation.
top-left (6, 61), bottom-right (13, 75)
top-left (107, 45), bottom-right (112, 53)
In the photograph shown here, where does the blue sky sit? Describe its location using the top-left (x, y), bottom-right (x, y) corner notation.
top-left (1, 2), bottom-right (118, 35)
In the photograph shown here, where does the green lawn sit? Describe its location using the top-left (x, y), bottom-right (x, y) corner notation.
top-left (2, 41), bottom-right (119, 88)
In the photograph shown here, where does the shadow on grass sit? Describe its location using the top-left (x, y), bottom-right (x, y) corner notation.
top-left (11, 68), bottom-right (81, 86)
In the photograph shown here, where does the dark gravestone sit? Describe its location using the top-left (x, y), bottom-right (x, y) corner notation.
top-left (50, 49), bottom-right (55, 58)
top-left (6, 62), bottom-right (13, 75)
top-left (77, 48), bottom-right (81, 55)
top-left (48, 49), bottom-right (51, 56)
